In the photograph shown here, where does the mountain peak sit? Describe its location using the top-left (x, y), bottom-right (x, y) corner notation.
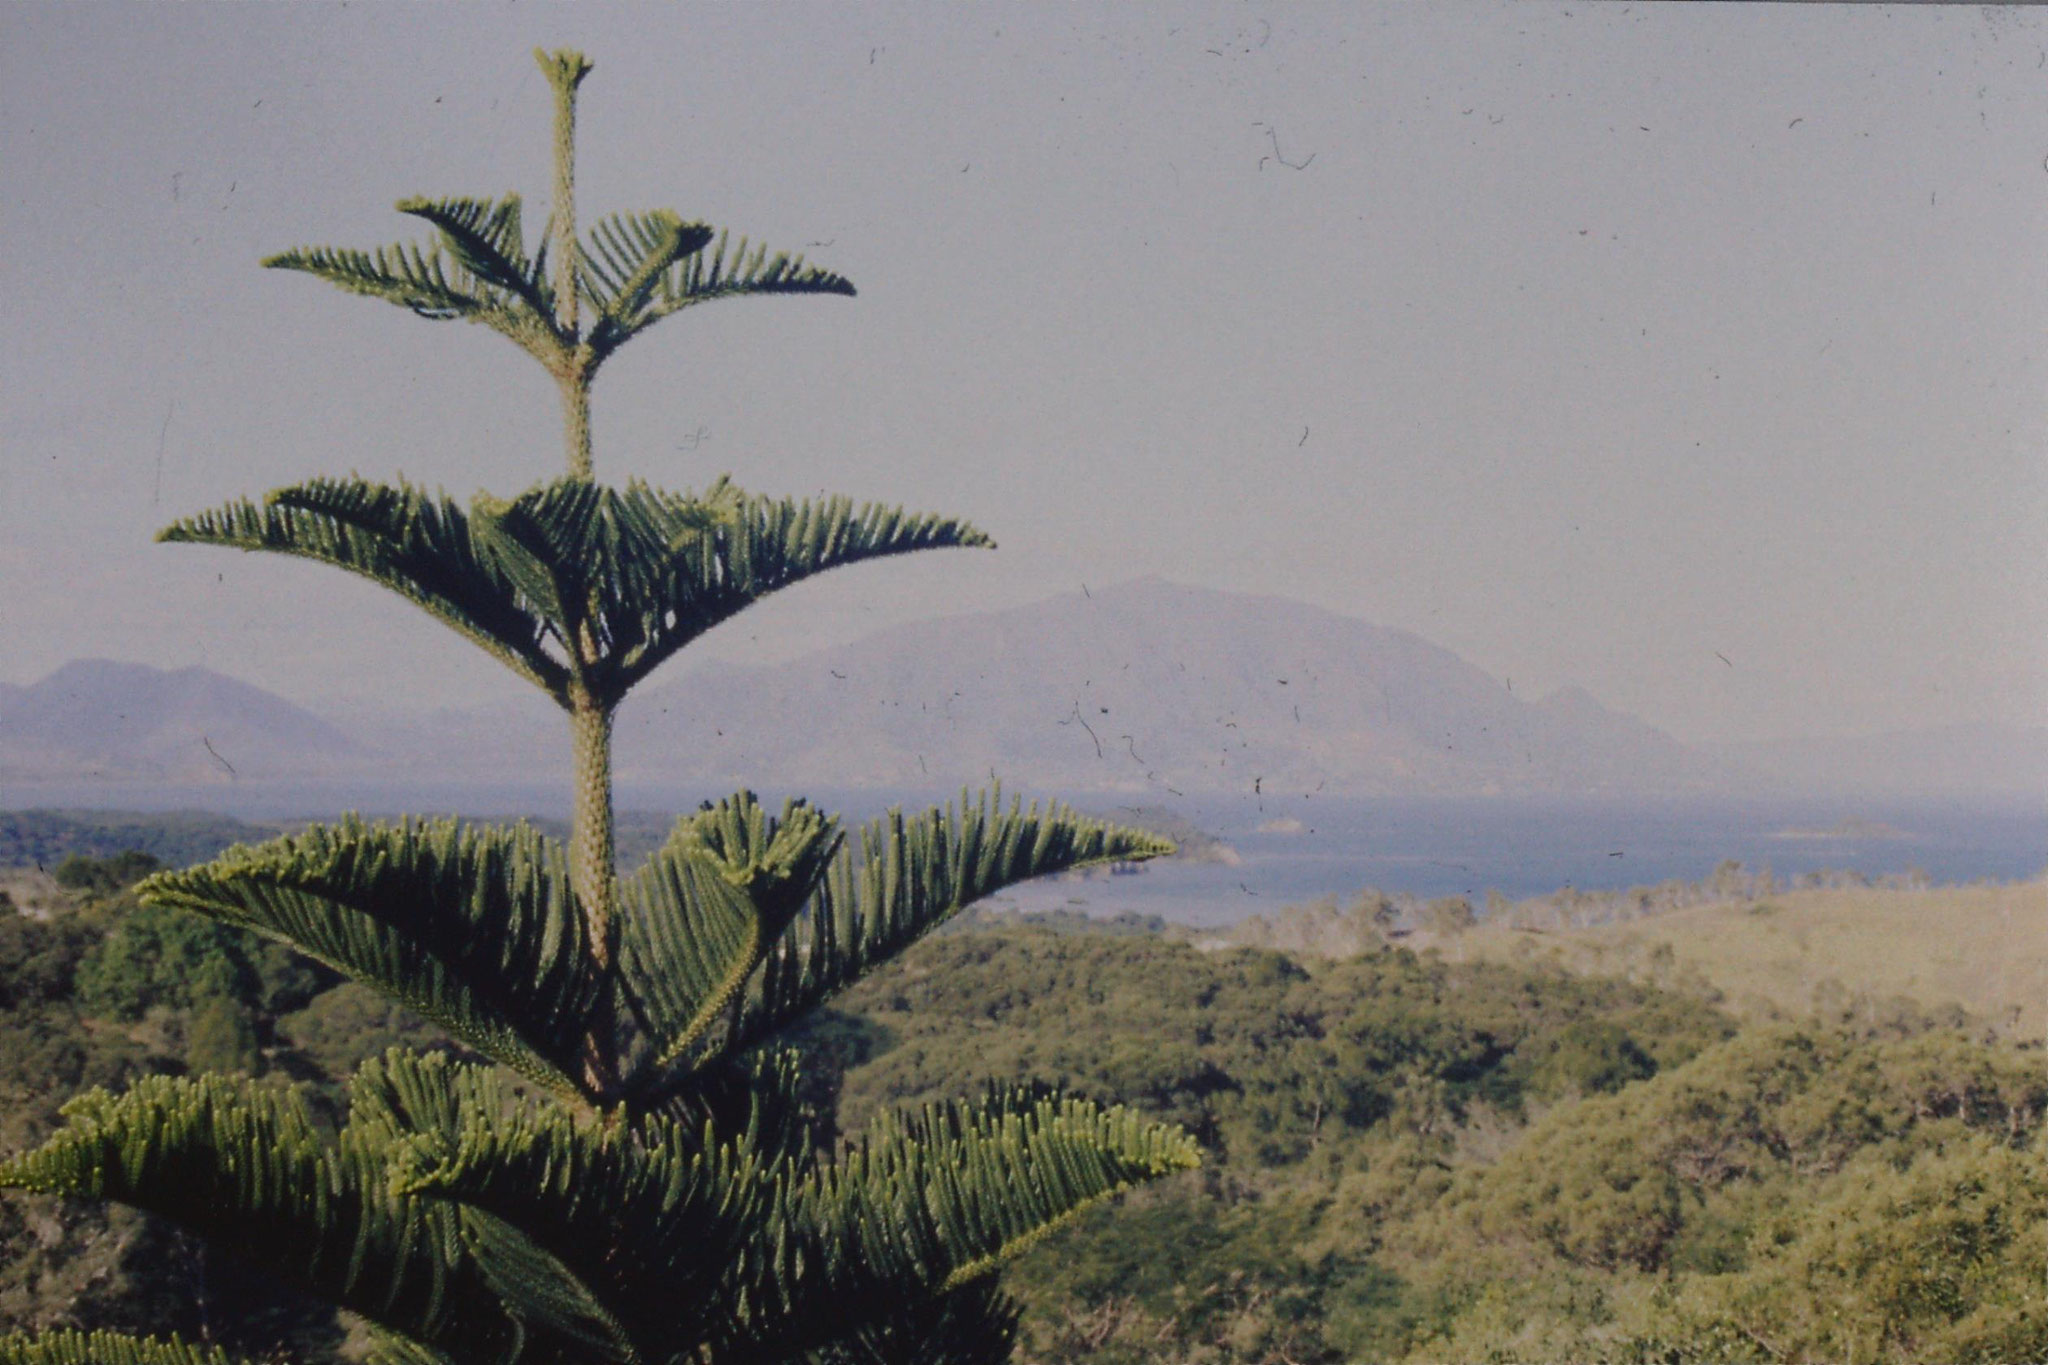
top-left (615, 584), bottom-right (1731, 797)
top-left (3, 659), bottom-right (361, 782)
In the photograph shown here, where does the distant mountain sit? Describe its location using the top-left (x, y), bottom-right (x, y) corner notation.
top-left (19, 587), bottom-right (2029, 803)
top-left (0, 659), bottom-right (363, 783)
top-left (611, 579), bottom-right (1737, 797)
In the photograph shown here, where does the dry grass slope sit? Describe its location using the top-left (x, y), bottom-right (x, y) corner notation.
top-left (1456, 880), bottom-right (2048, 1040)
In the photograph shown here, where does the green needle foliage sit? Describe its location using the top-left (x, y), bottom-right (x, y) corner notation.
top-left (0, 49), bottom-right (1195, 1365)
top-left (158, 476), bottom-right (987, 710)
top-left (0, 1334), bottom-right (241, 1365)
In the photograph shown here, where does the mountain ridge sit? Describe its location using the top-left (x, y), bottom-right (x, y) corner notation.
top-left (4, 583), bottom-right (2036, 800)
top-left (611, 577), bottom-right (1734, 796)
top-left (0, 658), bottom-right (362, 783)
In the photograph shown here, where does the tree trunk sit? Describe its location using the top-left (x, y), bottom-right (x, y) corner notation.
top-left (544, 51), bottom-right (585, 344)
top-left (568, 687), bottom-right (618, 1099)
top-left (560, 370), bottom-right (594, 479)
top-left (542, 49), bottom-right (595, 480)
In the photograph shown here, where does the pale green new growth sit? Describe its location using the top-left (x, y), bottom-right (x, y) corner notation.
top-left (0, 1332), bottom-right (244, 1365)
top-left (1, 45), bottom-right (1193, 1365)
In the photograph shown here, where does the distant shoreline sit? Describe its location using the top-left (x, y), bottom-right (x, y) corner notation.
top-left (1768, 816), bottom-right (1913, 842)
top-left (6, 795), bottom-right (2041, 928)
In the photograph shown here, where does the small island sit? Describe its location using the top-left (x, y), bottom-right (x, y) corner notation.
top-left (1769, 816), bottom-right (1913, 842)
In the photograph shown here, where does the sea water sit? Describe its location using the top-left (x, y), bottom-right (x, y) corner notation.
top-left (8, 779), bottom-right (2040, 929)
top-left (990, 792), bottom-right (2046, 927)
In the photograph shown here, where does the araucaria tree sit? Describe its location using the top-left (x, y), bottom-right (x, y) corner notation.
top-left (0, 50), bottom-right (1195, 1365)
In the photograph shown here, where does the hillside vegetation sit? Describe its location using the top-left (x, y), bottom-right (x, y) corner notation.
top-left (1216, 869), bottom-right (2048, 1043)
top-left (0, 811), bottom-right (286, 873)
top-left (813, 921), bottom-right (2045, 1364)
top-left (0, 848), bottom-right (2041, 1363)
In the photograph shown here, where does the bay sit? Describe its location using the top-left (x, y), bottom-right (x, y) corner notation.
top-left (8, 779), bottom-right (2039, 929)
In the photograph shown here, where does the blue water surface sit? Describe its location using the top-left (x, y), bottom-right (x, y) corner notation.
top-left (10, 779), bottom-right (2040, 929)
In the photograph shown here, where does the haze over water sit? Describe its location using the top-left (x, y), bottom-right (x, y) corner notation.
top-left (13, 777), bottom-right (2040, 927)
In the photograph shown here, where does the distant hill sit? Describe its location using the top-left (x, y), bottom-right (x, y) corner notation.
top-left (10, 584), bottom-right (2033, 802)
top-left (0, 808), bottom-right (289, 870)
top-left (0, 659), bottom-right (362, 782)
top-left (611, 579), bottom-right (1737, 797)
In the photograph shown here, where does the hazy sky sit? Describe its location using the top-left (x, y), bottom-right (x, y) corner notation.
top-left (3, 2), bottom-right (2044, 747)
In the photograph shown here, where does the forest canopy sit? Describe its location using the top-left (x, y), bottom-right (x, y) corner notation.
top-left (3, 849), bottom-right (2040, 1364)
